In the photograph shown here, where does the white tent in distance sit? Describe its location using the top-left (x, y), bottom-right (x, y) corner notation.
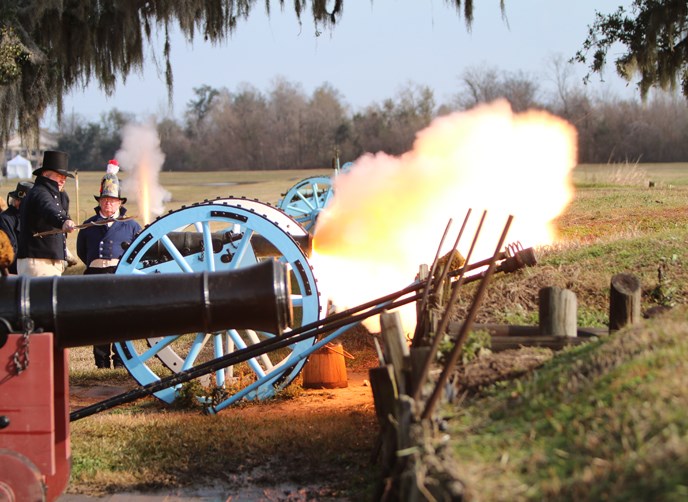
top-left (5, 155), bottom-right (33, 179)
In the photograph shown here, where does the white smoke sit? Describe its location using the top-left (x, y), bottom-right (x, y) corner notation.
top-left (116, 120), bottom-right (171, 224)
top-left (311, 100), bottom-right (578, 330)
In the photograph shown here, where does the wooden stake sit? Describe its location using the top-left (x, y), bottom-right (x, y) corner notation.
top-left (539, 287), bottom-right (578, 337)
top-left (609, 273), bottom-right (641, 331)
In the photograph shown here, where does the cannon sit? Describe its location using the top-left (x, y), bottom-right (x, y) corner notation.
top-left (277, 174), bottom-right (334, 233)
top-left (112, 197), bottom-right (324, 407)
top-left (0, 201), bottom-right (538, 500)
top-left (0, 259), bottom-right (292, 502)
top-left (276, 160), bottom-right (353, 233)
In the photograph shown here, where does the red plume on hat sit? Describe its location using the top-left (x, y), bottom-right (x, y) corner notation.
top-left (95, 159), bottom-right (127, 203)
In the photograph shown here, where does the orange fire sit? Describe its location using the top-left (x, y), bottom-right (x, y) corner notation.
top-left (138, 154), bottom-right (152, 224)
top-left (310, 99), bottom-right (578, 332)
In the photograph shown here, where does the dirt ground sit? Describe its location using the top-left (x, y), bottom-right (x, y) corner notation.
top-left (67, 365), bottom-right (378, 501)
top-left (69, 369), bottom-right (376, 417)
top-left (65, 340), bottom-right (553, 501)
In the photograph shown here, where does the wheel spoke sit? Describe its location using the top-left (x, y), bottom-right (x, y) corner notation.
top-left (312, 183), bottom-right (324, 208)
top-left (295, 189), bottom-right (316, 210)
top-left (286, 204), bottom-right (311, 216)
top-left (180, 333), bottom-right (212, 370)
top-left (161, 234), bottom-right (194, 273)
top-left (226, 329), bottom-right (267, 378)
top-left (212, 333), bottom-right (226, 387)
top-left (138, 335), bottom-right (184, 362)
top-left (229, 228), bottom-right (254, 268)
top-left (244, 329), bottom-right (274, 370)
top-left (323, 188), bottom-right (334, 206)
top-left (201, 221), bottom-right (216, 272)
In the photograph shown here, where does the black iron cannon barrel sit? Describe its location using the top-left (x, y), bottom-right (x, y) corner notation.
top-left (138, 231), bottom-right (312, 261)
top-left (0, 259), bottom-right (292, 349)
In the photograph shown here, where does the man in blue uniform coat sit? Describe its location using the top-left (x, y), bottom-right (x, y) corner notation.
top-left (77, 159), bottom-right (142, 369)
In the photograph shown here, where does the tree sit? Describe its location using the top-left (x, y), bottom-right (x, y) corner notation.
top-left (185, 85), bottom-right (220, 137)
top-left (192, 84), bottom-right (272, 170)
top-left (158, 117), bottom-right (192, 171)
top-left (575, 1), bottom-right (688, 99)
top-left (350, 83), bottom-right (435, 156)
top-left (300, 83), bottom-right (351, 167)
top-left (455, 66), bottom-right (540, 112)
top-left (0, 1), bottom-right (476, 145)
top-left (267, 77), bottom-right (309, 169)
top-left (55, 108), bottom-right (134, 170)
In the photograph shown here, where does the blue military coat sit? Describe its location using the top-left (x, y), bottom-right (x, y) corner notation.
top-left (76, 206), bottom-right (142, 267)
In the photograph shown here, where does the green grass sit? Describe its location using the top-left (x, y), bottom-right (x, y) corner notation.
top-left (467, 163), bottom-right (688, 327)
top-left (443, 309), bottom-right (688, 501)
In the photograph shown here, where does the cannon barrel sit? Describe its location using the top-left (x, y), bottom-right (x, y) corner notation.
top-left (0, 259), bottom-right (292, 349)
top-left (136, 231), bottom-right (312, 262)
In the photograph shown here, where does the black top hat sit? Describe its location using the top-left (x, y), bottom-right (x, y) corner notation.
top-left (8, 181), bottom-right (34, 200)
top-left (32, 150), bottom-right (73, 178)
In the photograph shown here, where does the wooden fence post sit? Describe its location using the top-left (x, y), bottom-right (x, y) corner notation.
top-left (380, 311), bottom-right (410, 396)
top-left (539, 286), bottom-right (578, 337)
top-left (609, 273), bottom-right (641, 331)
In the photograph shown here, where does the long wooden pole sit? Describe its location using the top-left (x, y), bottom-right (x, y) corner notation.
top-left (74, 169), bottom-right (80, 223)
top-left (421, 215), bottom-right (514, 420)
top-left (32, 216), bottom-right (136, 237)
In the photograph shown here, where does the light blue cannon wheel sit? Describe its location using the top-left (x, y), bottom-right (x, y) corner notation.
top-left (113, 198), bottom-right (322, 410)
top-left (277, 176), bottom-right (333, 233)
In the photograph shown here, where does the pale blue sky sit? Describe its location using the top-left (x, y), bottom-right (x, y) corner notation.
top-left (51, 0), bottom-right (636, 123)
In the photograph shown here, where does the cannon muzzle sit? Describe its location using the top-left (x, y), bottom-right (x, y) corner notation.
top-left (0, 259), bottom-right (292, 349)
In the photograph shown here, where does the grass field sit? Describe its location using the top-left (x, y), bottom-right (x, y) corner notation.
top-left (442, 161), bottom-right (688, 500)
top-left (9, 161), bottom-right (687, 499)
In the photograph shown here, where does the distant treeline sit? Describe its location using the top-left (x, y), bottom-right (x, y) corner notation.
top-left (55, 68), bottom-right (688, 171)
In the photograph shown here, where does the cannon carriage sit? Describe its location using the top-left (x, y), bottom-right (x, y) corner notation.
top-left (276, 160), bottom-right (353, 233)
top-left (111, 197), bottom-right (323, 409)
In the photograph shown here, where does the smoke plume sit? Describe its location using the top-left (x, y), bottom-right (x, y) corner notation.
top-left (117, 120), bottom-right (171, 224)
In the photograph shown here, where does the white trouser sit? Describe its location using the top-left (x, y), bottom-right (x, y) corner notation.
top-left (17, 257), bottom-right (66, 277)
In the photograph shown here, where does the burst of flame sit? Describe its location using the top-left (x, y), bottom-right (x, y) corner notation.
top-left (310, 99), bottom-right (578, 333)
top-left (117, 121), bottom-right (170, 225)
top-left (139, 155), bottom-right (151, 224)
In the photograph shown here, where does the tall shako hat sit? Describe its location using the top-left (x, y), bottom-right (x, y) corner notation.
top-left (32, 150), bottom-right (73, 178)
top-left (95, 159), bottom-right (127, 203)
